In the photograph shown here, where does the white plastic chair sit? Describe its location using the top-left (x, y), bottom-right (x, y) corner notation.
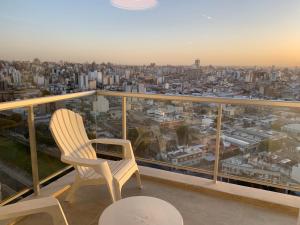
top-left (49, 108), bottom-right (142, 203)
top-left (0, 197), bottom-right (68, 225)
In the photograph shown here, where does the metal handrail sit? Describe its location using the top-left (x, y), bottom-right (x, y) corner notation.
top-left (0, 91), bottom-right (96, 111)
top-left (97, 90), bottom-right (300, 108)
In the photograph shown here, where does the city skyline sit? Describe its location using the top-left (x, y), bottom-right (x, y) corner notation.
top-left (0, 0), bottom-right (300, 66)
top-left (1, 58), bottom-right (300, 69)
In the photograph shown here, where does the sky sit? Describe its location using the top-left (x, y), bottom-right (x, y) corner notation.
top-left (0, 0), bottom-right (299, 66)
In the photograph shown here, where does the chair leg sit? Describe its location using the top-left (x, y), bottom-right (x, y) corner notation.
top-left (114, 181), bottom-right (122, 201)
top-left (65, 179), bottom-right (81, 203)
top-left (48, 203), bottom-right (69, 225)
top-left (106, 182), bottom-right (117, 203)
top-left (135, 170), bottom-right (142, 189)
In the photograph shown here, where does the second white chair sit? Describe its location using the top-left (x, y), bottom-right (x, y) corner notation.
top-left (0, 197), bottom-right (68, 225)
top-left (49, 108), bottom-right (142, 203)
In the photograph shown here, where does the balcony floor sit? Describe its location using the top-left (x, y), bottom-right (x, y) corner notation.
top-left (16, 174), bottom-right (297, 225)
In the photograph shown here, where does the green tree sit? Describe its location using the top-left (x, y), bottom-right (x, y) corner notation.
top-left (176, 125), bottom-right (189, 146)
top-left (128, 128), bottom-right (138, 144)
top-left (271, 121), bottom-right (284, 131)
top-left (258, 139), bottom-right (283, 152)
top-left (36, 124), bottom-right (55, 146)
top-left (0, 118), bottom-right (17, 129)
top-left (41, 90), bottom-right (51, 96)
top-left (8, 113), bottom-right (22, 123)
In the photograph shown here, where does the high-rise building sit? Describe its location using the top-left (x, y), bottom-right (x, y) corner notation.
top-left (157, 76), bottom-right (164, 85)
top-left (11, 69), bottom-right (22, 86)
top-left (195, 59), bottom-right (200, 69)
top-left (79, 74), bottom-right (89, 90)
top-left (138, 83), bottom-right (146, 93)
top-left (103, 76), bottom-right (109, 85)
top-left (88, 80), bottom-right (97, 90)
top-left (125, 70), bottom-right (131, 79)
top-left (109, 76), bottom-right (114, 85)
top-left (34, 75), bottom-right (45, 87)
top-left (97, 71), bottom-right (103, 83)
top-left (84, 75), bottom-right (89, 89)
top-left (92, 96), bottom-right (109, 113)
top-left (0, 80), bottom-right (8, 91)
top-left (115, 75), bottom-right (120, 84)
top-left (37, 76), bottom-right (45, 87)
top-left (245, 72), bottom-right (254, 83)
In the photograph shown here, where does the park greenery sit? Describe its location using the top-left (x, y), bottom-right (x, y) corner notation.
top-left (0, 136), bottom-right (65, 179)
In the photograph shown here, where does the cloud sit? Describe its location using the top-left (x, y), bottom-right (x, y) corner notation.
top-left (202, 14), bottom-right (213, 20)
top-left (111, 0), bottom-right (158, 11)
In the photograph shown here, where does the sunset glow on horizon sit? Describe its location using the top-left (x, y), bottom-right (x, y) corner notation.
top-left (0, 0), bottom-right (299, 66)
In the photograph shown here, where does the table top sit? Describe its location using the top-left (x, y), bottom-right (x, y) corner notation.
top-left (98, 196), bottom-right (183, 225)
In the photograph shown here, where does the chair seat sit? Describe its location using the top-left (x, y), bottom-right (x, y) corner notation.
top-left (78, 159), bottom-right (135, 181)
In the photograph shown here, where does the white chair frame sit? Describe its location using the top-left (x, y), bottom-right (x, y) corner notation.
top-left (49, 109), bottom-right (142, 203)
top-left (0, 197), bottom-right (68, 225)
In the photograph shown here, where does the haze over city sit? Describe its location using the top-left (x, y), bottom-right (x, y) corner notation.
top-left (0, 0), bottom-right (300, 66)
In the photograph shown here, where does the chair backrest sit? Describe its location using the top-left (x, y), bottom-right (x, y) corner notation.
top-left (49, 109), bottom-right (96, 160)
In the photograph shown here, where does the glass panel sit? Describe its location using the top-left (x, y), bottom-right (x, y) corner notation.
top-left (126, 97), bottom-right (217, 174)
top-left (95, 96), bottom-right (122, 155)
top-left (0, 109), bottom-right (32, 202)
top-left (34, 101), bottom-right (66, 181)
top-left (219, 105), bottom-right (300, 189)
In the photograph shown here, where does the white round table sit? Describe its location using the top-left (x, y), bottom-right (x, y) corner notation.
top-left (98, 196), bottom-right (183, 225)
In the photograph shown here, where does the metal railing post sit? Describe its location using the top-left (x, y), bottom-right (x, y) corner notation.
top-left (213, 104), bottom-right (223, 183)
top-left (27, 105), bottom-right (40, 195)
top-left (122, 97), bottom-right (127, 140)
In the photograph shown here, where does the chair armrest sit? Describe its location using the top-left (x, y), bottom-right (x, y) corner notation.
top-left (61, 156), bottom-right (113, 181)
top-left (0, 197), bottom-right (58, 220)
top-left (61, 156), bottom-right (103, 167)
top-left (0, 197), bottom-right (69, 225)
top-left (89, 138), bottom-right (135, 160)
top-left (89, 138), bottom-right (131, 146)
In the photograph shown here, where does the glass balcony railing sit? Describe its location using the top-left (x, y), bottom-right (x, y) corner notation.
top-left (0, 109), bottom-right (32, 202)
top-left (0, 91), bottom-right (95, 205)
top-left (126, 98), bottom-right (218, 175)
top-left (219, 105), bottom-right (300, 190)
top-left (1, 90), bottom-right (300, 205)
top-left (97, 91), bottom-right (300, 191)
